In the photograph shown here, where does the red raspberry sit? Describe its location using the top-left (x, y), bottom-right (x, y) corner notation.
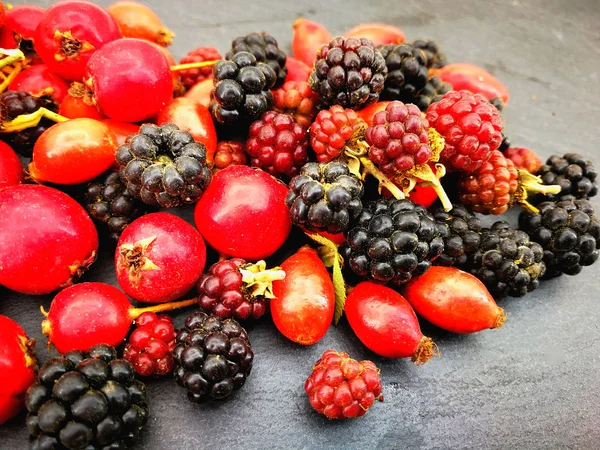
top-left (123, 312), bottom-right (176, 377)
top-left (304, 350), bottom-right (383, 419)
top-left (458, 150), bottom-right (519, 215)
top-left (272, 80), bottom-right (320, 128)
top-left (213, 140), bottom-right (247, 173)
top-left (246, 111), bottom-right (309, 179)
top-left (179, 46), bottom-right (222, 89)
top-left (503, 147), bottom-right (542, 174)
top-left (365, 100), bottom-right (433, 174)
top-left (310, 105), bottom-right (365, 163)
top-left (426, 90), bottom-right (503, 172)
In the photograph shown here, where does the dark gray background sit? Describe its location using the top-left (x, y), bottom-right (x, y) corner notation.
top-left (2, 0), bottom-right (600, 449)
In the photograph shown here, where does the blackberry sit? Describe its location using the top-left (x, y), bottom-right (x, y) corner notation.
top-left (411, 39), bottom-right (447, 69)
top-left (519, 199), bottom-right (600, 278)
top-left (0, 90), bottom-right (51, 157)
top-left (339, 198), bottom-right (444, 285)
top-left (537, 153), bottom-right (598, 201)
top-left (309, 36), bottom-right (387, 110)
top-left (209, 51), bottom-right (276, 126)
top-left (471, 221), bottom-right (546, 297)
top-left (431, 204), bottom-right (483, 267)
top-left (285, 162), bottom-right (364, 234)
top-left (226, 32), bottom-right (287, 88)
top-left (25, 344), bottom-right (148, 450)
top-left (173, 312), bottom-right (253, 403)
top-left (115, 123), bottom-right (212, 209)
top-left (84, 171), bottom-right (141, 240)
top-left (412, 76), bottom-right (451, 112)
top-left (378, 43), bottom-right (429, 104)
top-left (489, 98), bottom-right (511, 152)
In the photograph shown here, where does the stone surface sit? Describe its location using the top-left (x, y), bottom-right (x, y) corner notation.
top-left (1, 0), bottom-right (600, 449)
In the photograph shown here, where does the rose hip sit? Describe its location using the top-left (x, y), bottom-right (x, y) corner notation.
top-left (0, 141), bottom-right (24, 189)
top-left (107, 1), bottom-right (174, 46)
top-left (8, 64), bottom-right (69, 107)
top-left (436, 63), bottom-right (510, 103)
top-left (284, 57), bottom-right (311, 83)
top-left (292, 18), bottom-right (332, 68)
top-left (343, 23), bottom-right (406, 46)
top-left (184, 78), bottom-right (212, 108)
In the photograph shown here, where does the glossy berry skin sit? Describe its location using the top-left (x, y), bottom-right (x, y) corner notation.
top-left (102, 119), bottom-right (139, 147)
top-left (35, 1), bottom-right (122, 81)
top-left (436, 63), bottom-right (510, 103)
top-left (272, 81), bottom-right (319, 128)
top-left (85, 38), bottom-right (173, 123)
top-left (213, 141), bottom-right (247, 173)
top-left (271, 247), bottom-right (335, 345)
top-left (247, 111), bottom-right (309, 180)
top-left (0, 316), bottom-right (37, 425)
top-left (0, 185), bottom-right (98, 295)
top-left (157, 97), bottom-right (218, 165)
top-left (194, 165), bottom-right (292, 261)
top-left (356, 101), bottom-right (391, 126)
top-left (291, 19), bottom-right (332, 68)
top-left (304, 350), bottom-right (382, 420)
top-left (185, 78), bottom-right (213, 108)
top-left (0, 141), bottom-right (24, 189)
top-left (426, 90), bottom-right (503, 172)
top-left (310, 105), bottom-right (365, 163)
top-left (284, 57), bottom-right (311, 83)
top-left (538, 153), bottom-right (598, 201)
top-left (403, 266), bottom-right (506, 334)
top-left (344, 282), bottom-right (434, 362)
top-left (29, 118), bottom-right (118, 185)
top-left (5, 5), bottom-right (45, 43)
top-left (58, 92), bottom-right (104, 120)
top-left (503, 147), bottom-right (542, 174)
top-left (123, 312), bottom-right (176, 377)
top-left (178, 46), bottom-right (222, 88)
top-left (8, 64), bottom-right (69, 107)
top-left (107, 1), bottom-right (174, 46)
top-left (116, 212), bottom-right (206, 304)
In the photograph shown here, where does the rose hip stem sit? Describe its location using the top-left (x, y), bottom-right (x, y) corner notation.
top-left (1, 108), bottom-right (69, 133)
top-left (170, 60), bottom-right (219, 72)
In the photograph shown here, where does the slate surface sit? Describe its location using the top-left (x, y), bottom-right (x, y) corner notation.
top-left (1, 0), bottom-right (600, 449)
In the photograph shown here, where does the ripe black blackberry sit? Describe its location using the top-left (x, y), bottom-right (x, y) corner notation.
top-left (339, 198), bottom-right (444, 285)
top-left (209, 51), bottom-right (276, 126)
top-left (471, 221), bottom-right (546, 297)
top-left (115, 123), bottom-right (212, 209)
top-left (431, 204), bottom-right (483, 267)
top-left (519, 199), bottom-right (600, 278)
top-left (0, 90), bottom-right (51, 157)
top-left (173, 312), bottom-right (253, 403)
top-left (488, 98), bottom-right (511, 151)
top-left (413, 76), bottom-right (451, 111)
top-left (226, 32), bottom-right (287, 88)
top-left (84, 171), bottom-right (141, 240)
top-left (285, 162), bottom-right (364, 234)
top-left (411, 39), bottom-right (447, 69)
top-left (378, 43), bottom-right (429, 104)
top-left (25, 344), bottom-right (148, 450)
top-left (309, 36), bottom-right (387, 110)
top-left (537, 153), bottom-right (598, 201)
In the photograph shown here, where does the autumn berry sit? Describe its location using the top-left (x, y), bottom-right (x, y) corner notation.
top-left (179, 46), bottom-right (222, 89)
top-left (537, 153), bottom-right (598, 201)
top-left (213, 141), bottom-right (247, 173)
top-left (123, 312), bottom-right (176, 377)
top-left (503, 147), bottom-right (542, 174)
top-left (378, 43), bottom-right (429, 104)
top-left (272, 80), bottom-right (319, 128)
top-left (411, 39), bottom-right (447, 69)
top-left (310, 105), bottom-right (365, 163)
top-left (304, 350), bottom-right (382, 420)
top-left (246, 110), bottom-right (309, 180)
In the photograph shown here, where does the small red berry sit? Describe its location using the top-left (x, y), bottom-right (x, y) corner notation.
top-left (178, 46), bottom-right (222, 88)
top-left (272, 81), bottom-right (319, 128)
top-left (304, 350), bottom-right (382, 420)
top-left (310, 105), bottom-right (366, 163)
top-left (5, 5), bottom-right (45, 48)
top-left (503, 147), bottom-right (542, 174)
top-left (213, 141), bottom-right (247, 173)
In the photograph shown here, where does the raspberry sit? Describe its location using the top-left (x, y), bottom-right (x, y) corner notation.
top-left (431, 204), bottom-right (483, 267)
top-left (272, 81), bottom-right (319, 128)
top-left (378, 43), bottom-right (429, 104)
top-left (212, 140), bottom-right (247, 173)
top-left (458, 150), bottom-right (519, 215)
top-left (538, 153), bottom-right (598, 201)
top-left (178, 46), bottom-right (222, 89)
top-left (309, 36), bottom-right (387, 110)
top-left (411, 39), bottom-right (447, 69)
top-left (246, 110), bottom-right (309, 180)
top-left (426, 90), bottom-right (503, 172)
top-left (304, 350), bottom-right (382, 420)
top-left (286, 162), bottom-right (364, 234)
top-left (310, 105), bottom-right (366, 163)
top-left (123, 312), bottom-right (176, 377)
top-left (173, 312), bottom-right (253, 402)
top-left (365, 100), bottom-right (433, 174)
top-left (503, 147), bottom-right (543, 174)
top-left (197, 259), bottom-right (285, 320)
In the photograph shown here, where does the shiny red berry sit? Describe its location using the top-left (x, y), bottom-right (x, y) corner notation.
top-left (272, 80), bottom-right (319, 128)
top-left (8, 64), bottom-right (69, 108)
top-left (178, 46), bottom-right (222, 88)
top-left (310, 105), bottom-right (365, 163)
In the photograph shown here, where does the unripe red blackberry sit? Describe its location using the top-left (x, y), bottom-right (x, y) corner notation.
top-left (272, 80), bottom-right (319, 128)
top-left (179, 46), bottom-right (222, 89)
top-left (212, 140), bottom-right (247, 173)
top-left (503, 147), bottom-right (542, 174)
top-left (310, 105), bottom-right (366, 163)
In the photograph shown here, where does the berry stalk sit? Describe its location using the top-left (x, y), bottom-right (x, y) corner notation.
top-left (128, 298), bottom-right (198, 320)
top-left (516, 169), bottom-right (562, 213)
top-left (238, 260), bottom-right (286, 299)
top-left (170, 60), bottom-right (219, 72)
top-left (1, 108), bottom-right (69, 133)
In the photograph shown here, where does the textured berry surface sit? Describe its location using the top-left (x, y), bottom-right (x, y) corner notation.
top-left (213, 141), bottom-right (247, 172)
top-left (432, 204), bottom-right (483, 267)
top-left (25, 344), bottom-right (148, 450)
top-left (366, 100), bottom-right (433, 174)
top-left (286, 161), bottom-right (364, 234)
top-left (115, 123), bottom-right (212, 208)
top-left (272, 80), bottom-right (319, 127)
top-left (538, 153), bottom-right (597, 201)
top-left (339, 198), bottom-right (444, 285)
top-left (378, 43), bottom-right (429, 103)
top-left (246, 111), bottom-right (308, 179)
top-left (173, 312), bottom-right (253, 402)
top-left (413, 76), bottom-right (451, 112)
top-left (304, 350), bottom-right (382, 419)
top-left (519, 199), bottom-right (600, 278)
top-left (310, 105), bottom-right (365, 163)
top-left (179, 46), bottom-right (222, 89)
top-left (504, 147), bottom-right (542, 174)
top-left (411, 39), bottom-right (447, 69)
top-left (459, 150), bottom-right (519, 215)
top-left (124, 312), bottom-right (176, 377)
top-left (426, 90), bottom-right (503, 172)
top-left (309, 36), bottom-right (387, 109)
top-left (226, 32), bottom-right (287, 88)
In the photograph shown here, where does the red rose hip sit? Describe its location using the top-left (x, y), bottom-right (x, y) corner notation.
top-left (0, 141), bottom-right (24, 189)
